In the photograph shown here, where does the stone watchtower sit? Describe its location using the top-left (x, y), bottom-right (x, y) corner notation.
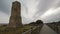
top-left (8, 1), bottom-right (22, 28)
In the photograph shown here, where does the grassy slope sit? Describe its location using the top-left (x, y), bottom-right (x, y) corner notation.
top-left (0, 25), bottom-right (32, 34)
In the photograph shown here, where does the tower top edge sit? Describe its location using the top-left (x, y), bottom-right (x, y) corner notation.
top-left (13, 1), bottom-right (19, 2)
top-left (13, 0), bottom-right (20, 1)
top-left (12, 1), bottom-right (21, 4)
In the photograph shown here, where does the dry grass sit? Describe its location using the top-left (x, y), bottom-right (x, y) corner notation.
top-left (0, 25), bottom-right (32, 34)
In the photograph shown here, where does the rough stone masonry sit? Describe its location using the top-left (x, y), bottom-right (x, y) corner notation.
top-left (8, 1), bottom-right (22, 28)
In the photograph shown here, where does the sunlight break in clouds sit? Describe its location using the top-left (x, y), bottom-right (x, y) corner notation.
top-left (40, 8), bottom-right (55, 18)
top-left (40, 7), bottom-right (60, 23)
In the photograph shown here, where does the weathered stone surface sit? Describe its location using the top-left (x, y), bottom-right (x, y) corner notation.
top-left (8, 1), bottom-right (22, 28)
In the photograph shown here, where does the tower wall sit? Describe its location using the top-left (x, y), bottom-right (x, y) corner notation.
top-left (8, 1), bottom-right (22, 28)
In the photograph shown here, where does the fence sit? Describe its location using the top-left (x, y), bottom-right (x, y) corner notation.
top-left (22, 24), bottom-right (43, 34)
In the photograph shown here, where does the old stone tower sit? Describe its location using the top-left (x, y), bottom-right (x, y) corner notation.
top-left (8, 1), bottom-right (22, 28)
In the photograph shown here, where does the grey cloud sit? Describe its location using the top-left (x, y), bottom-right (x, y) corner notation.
top-left (36, 0), bottom-right (60, 15)
top-left (34, 0), bottom-right (60, 20)
top-left (41, 9), bottom-right (60, 23)
top-left (0, 0), bottom-right (60, 24)
top-left (55, 1), bottom-right (60, 8)
top-left (0, 0), bottom-right (13, 15)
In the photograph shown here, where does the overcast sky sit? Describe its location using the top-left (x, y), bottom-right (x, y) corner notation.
top-left (0, 0), bottom-right (60, 24)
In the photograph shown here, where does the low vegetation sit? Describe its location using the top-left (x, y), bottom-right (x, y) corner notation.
top-left (0, 24), bottom-right (33, 34)
top-left (0, 20), bottom-right (43, 34)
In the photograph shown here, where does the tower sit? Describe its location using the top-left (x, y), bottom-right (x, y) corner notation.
top-left (8, 1), bottom-right (22, 28)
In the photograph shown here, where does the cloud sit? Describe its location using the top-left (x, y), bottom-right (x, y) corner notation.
top-left (40, 7), bottom-right (60, 23)
top-left (34, 0), bottom-right (60, 22)
top-left (35, 0), bottom-right (60, 17)
top-left (23, 0), bottom-right (39, 18)
top-left (0, 11), bottom-right (9, 24)
top-left (0, 0), bottom-right (12, 15)
top-left (0, 0), bottom-right (60, 24)
top-left (21, 0), bottom-right (40, 24)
